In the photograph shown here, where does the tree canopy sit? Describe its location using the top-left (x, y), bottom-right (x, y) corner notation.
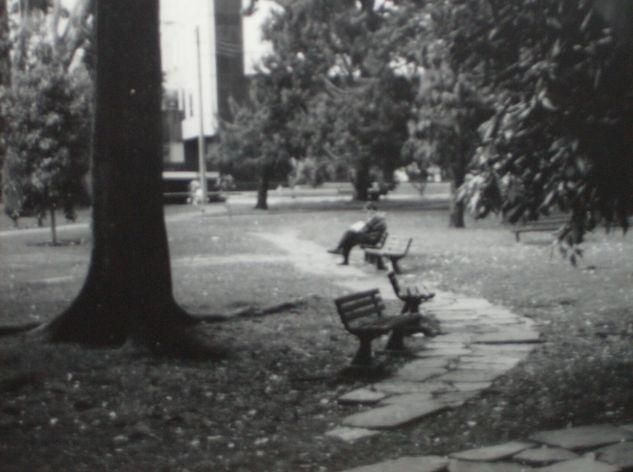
top-left (446, 0), bottom-right (633, 249)
top-left (1, 47), bottom-right (91, 240)
top-left (1, 0), bottom-right (92, 238)
top-left (221, 0), bottom-right (417, 202)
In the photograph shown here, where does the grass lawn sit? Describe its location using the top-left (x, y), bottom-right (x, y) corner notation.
top-left (1, 197), bottom-right (632, 472)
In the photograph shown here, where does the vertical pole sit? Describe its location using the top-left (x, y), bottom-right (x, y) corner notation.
top-left (195, 25), bottom-right (208, 202)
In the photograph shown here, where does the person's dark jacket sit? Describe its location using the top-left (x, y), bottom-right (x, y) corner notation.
top-left (362, 214), bottom-right (387, 244)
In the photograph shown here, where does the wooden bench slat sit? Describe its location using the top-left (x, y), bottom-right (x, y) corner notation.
top-left (335, 289), bottom-right (380, 305)
top-left (343, 305), bottom-right (386, 321)
top-left (512, 214), bottom-right (570, 241)
top-left (364, 237), bottom-right (413, 274)
top-left (365, 237), bottom-right (411, 256)
top-left (336, 294), bottom-right (382, 311)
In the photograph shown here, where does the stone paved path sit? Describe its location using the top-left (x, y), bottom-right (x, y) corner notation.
top-left (256, 229), bottom-right (633, 472)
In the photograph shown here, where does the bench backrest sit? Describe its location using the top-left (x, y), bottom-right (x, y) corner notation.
top-left (375, 231), bottom-right (388, 247)
top-left (362, 231), bottom-right (388, 249)
top-left (334, 289), bottom-right (384, 331)
top-left (382, 237), bottom-right (412, 255)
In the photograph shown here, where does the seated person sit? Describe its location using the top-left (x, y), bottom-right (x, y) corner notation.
top-left (328, 202), bottom-right (387, 265)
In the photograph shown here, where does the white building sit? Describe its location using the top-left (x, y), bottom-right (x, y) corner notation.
top-left (159, 0), bottom-right (274, 169)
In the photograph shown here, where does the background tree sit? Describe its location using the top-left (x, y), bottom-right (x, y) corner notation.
top-left (319, 74), bottom-right (415, 200)
top-left (9, 0), bottom-right (92, 72)
top-left (228, 0), bottom-right (417, 202)
top-left (404, 24), bottom-right (492, 226)
top-left (1, 46), bottom-right (91, 242)
top-left (447, 0), bottom-right (633, 251)
top-left (1, 0), bottom-right (93, 235)
top-left (215, 87), bottom-right (293, 210)
top-left (47, 0), bottom-right (198, 350)
top-left (396, 1), bottom-right (493, 227)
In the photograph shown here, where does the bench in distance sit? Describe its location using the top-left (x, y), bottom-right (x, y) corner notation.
top-left (364, 236), bottom-right (412, 274)
top-left (362, 231), bottom-right (388, 265)
top-left (513, 214), bottom-right (569, 242)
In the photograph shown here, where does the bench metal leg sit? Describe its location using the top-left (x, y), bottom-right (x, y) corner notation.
top-left (400, 298), bottom-right (422, 314)
top-left (352, 336), bottom-right (375, 366)
top-left (385, 328), bottom-right (407, 351)
top-left (365, 252), bottom-right (378, 264)
top-left (373, 256), bottom-right (386, 270)
top-left (390, 258), bottom-right (401, 274)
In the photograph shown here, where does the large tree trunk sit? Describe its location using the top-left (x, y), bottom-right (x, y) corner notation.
top-left (47, 0), bottom-right (195, 348)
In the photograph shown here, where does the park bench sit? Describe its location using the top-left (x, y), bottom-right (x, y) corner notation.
top-left (364, 236), bottom-right (413, 274)
top-left (334, 289), bottom-right (421, 366)
top-left (362, 231), bottom-right (388, 265)
top-left (387, 271), bottom-right (435, 314)
top-left (512, 214), bottom-right (569, 241)
top-left (388, 272), bottom-right (441, 338)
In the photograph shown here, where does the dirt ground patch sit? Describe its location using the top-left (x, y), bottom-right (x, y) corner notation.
top-left (1, 202), bottom-right (633, 471)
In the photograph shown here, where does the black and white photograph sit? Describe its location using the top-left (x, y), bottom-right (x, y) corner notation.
top-left (1, 0), bottom-right (632, 470)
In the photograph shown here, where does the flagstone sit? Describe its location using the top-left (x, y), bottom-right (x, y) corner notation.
top-left (439, 323), bottom-right (491, 334)
top-left (428, 333), bottom-right (475, 345)
top-left (342, 400), bottom-right (448, 429)
top-left (440, 298), bottom-right (493, 310)
top-left (381, 393), bottom-right (434, 406)
top-left (393, 359), bottom-right (448, 381)
top-left (338, 388), bottom-right (389, 405)
top-left (469, 344), bottom-right (535, 356)
top-left (433, 390), bottom-right (480, 407)
top-left (595, 441), bottom-right (633, 468)
top-left (449, 441), bottom-right (534, 462)
top-left (458, 359), bottom-right (519, 373)
top-left (535, 457), bottom-right (621, 472)
top-left (458, 357), bottom-right (522, 371)
top-left (418, 345), bottom-right (473, 358)
top-left (324, 427), bottom-right (380, 442)
top-left (512, 446), bottom-right (579, 465)
top-left (432, 309), bottom-right (480, 320)
top-left (472, 328), bottom-right (541, 344)
top-left (448, 459), bottom-right (534, 471)
top-left (437, 369), bottom-right (500, 383)
top-left (338, 455), bottom-right (449, 472)
top-left (372, 380), bottom-right (454, 395)
top-left (479, 307), bottom-right (516, 317)
top-left (529, 424), bottom-right (633, 451)
top-left (451, 381), bottom-right (493, 393)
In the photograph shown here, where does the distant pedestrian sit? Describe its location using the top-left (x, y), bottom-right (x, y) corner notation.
top-left (328, 202), bottom-right (387, 265)
top-left (188, 180), bottom-right (203, 206)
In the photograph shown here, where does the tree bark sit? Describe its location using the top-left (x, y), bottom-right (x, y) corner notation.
top-left (47, 0), bottom-right (196, 348)
top-left (353, 160), bottom-right (370, 201)
top-left (448, 154), bottom-right (466, 228)
top-left (57, 0), bottom-right (94, 70)
top-left (449, 181), bottom-right (465, 228)
top-left (255, 165), bottom-right (270, 210)
top-left (49, 205), bottom-right (57, 245)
